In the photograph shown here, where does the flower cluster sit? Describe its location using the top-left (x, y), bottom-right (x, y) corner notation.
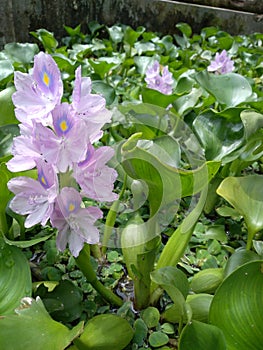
top-left (207, 50), bottom-right (234, 74)
top-left (7, 52), bottom-right (118, 257)
top-left (145, 60), bottom-right (174, 95)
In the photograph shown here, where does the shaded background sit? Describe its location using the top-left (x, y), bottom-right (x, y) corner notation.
top-left (0, 0), bottom-right (262, 47)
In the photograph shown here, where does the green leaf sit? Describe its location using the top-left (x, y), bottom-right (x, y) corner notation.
top-left (1, 231), bottom-right (54, 248)
top-left (92, 80), bottom-right (116, 105)
top-left (217, 175), bottom-right (263, 248)
top-left (193, 109), bottom-right (244, 162)
top-left (176, 23), bottom-right (192, 38)
top-left (186, 294), bottom-right (213, 323)
top-left (0, 297), bottom-right (83, 349)
top-left (173, 88), bottom-right (202, 116)
top-left (149, 331), bottom-right (169, 348)
top-left (30, 29), bottom-right (58, 53)
top-left (0, 240), bottom-right (31, 315)
top-left (141, 88), bottom-right (178, 108)
top-left (0, 87), bottom-right (17, 126)
top-left (195, 71), bottom-right (253, 107)
top-left (4, 42), bottom-right (39, 64)
top-left (133, 318), bottom-right (148, 346)
top-left (35, 280), bottom-right (83, 323)
top-left (74, 314), bottom-right (134, 350)
top-left (190, 268), bottom-right (224, 294)
top-left (0, 59), bottom-right (14, 83)
top-left (224, 248), bottom-right (260, 277)
top-left (179, 320), bottom-right (226, 350)
top-left (209, 261), bottom-right (263, 350)
top-left (151, 266), bottom-right (189, 299)
top-left (141, 306), bottom-right (160, 328)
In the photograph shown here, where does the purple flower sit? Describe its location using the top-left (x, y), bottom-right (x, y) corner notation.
top-left (73, 144), bottom-right (118, 202)
top-left (207, 50), bottom-right (234, 74)
top-left (6, 124), bottom-right (42, 172)
top-left (71, 66), bottom-right (112, 142)
top-left (145, 60), bottom-right (174, 95)
top-left (7, 160), bottom-right (58, 228)
top-left (12, 52), bottom-right (63, 126)
top-left (33, 103), bottom-right (88, 172)
top-left (50, 187), bottom-right (103, 257)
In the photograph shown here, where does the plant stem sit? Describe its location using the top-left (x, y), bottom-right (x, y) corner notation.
top-left (102, 174), bottom-right (127, 255)
top-left (75, 244), bottom-right (123, 307)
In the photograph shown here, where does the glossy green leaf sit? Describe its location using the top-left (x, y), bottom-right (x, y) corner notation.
top-left (179, 320), bottom-right (226, 350)
top-left (0, 59), bottom-right (14, 83)
top-left (35, 280), bottom-right (83, 323)
top-left (30, 29), bottom-right (58, 52)
top-left (151, 266), bottom-right (189, 299)
top-left (193, 109), bottom-right (244, 161)
top-left (0, 87), bottom-right (17, 126)
top-left (141, 87), bottom-right (178, 108)
top-left (209, 261), bottom-right (263, 350)
top-left (121, 133), bottom-right (220, 216)
top-left (195, 71), bottom-right (253, 107)
top-left (0, 297), bottom-right (83, 349)
top-left (1, 231), bottom-right (54, 248)
top-left (0, 240), bottom-right (31, 315)
top-left (224, 248), bottom-right (260, 277)
top-left (92, 80), bottom-right (116, 105)
top-left (217, 175), bottom-right (263, 248)
top-left (186, 294), bottom-right (213, 323)
top-left (190, 268), bottom-right (224, 294)
top-left (74, 314), bottom-right (134, 350)
top-left (240, 110), bottom-right (263, 139)
top-left (173, 88), bottom-right (202, 116)
top-left (4, 42), bottom-right (39, 64)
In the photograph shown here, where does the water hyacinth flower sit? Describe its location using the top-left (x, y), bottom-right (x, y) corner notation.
top-left (207, 49), bottom-right (234, 74)
top-left (7, 160), bottom-right (58, 228)
top-left (50, 187), bottom-right (103, 257)
top-left (6, 123), bottom-right (42, 172)
top-left (71, 66), bottom-right (112, 142)
top-left (33, 103), bottom-right (88, 172)
top-left (73, 144), bottom-right (119, 202)
top-left (8, 52), bottom-right (118, 257)
top-left (12, 52), bottom-right (63, 126)
top-left (145, 60), bottom-right (174, 95)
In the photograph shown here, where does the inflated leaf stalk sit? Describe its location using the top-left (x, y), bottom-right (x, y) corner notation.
top-left (209, 260), bottom-right (263, 350)
top-left (75, 244), bottom-right (123, 307)
top-left (216, 175), bottom-right (263, 250)
top-left (0, 239), bottom-right (32, 315)
top-left (121, 214), bottom-right (160, 310)
top-left (74, 314), bottom-right (134, 350)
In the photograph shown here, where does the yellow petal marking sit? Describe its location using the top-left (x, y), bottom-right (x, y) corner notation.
top-left (43, 72), bottom-right (50, 86)
top-left (60, 120), bottom-right (68, 132)
top-left (68, 203), bottom-right (75, 212)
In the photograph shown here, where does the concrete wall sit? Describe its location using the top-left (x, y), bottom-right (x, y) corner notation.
top-left (0, 0), bottom-right (262, 48)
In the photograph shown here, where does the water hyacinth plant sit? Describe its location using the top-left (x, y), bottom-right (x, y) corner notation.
top-left (0, 22), bottom-right (263, 350)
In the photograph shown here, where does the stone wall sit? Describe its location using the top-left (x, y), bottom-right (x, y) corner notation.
top-left (0, 0), bottom-right (262, 48)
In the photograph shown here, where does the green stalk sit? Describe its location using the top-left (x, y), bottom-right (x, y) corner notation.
top-left (75, 244), bottom-right (123, 307)
top-left (102, 174), bottom-right (127, 255)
